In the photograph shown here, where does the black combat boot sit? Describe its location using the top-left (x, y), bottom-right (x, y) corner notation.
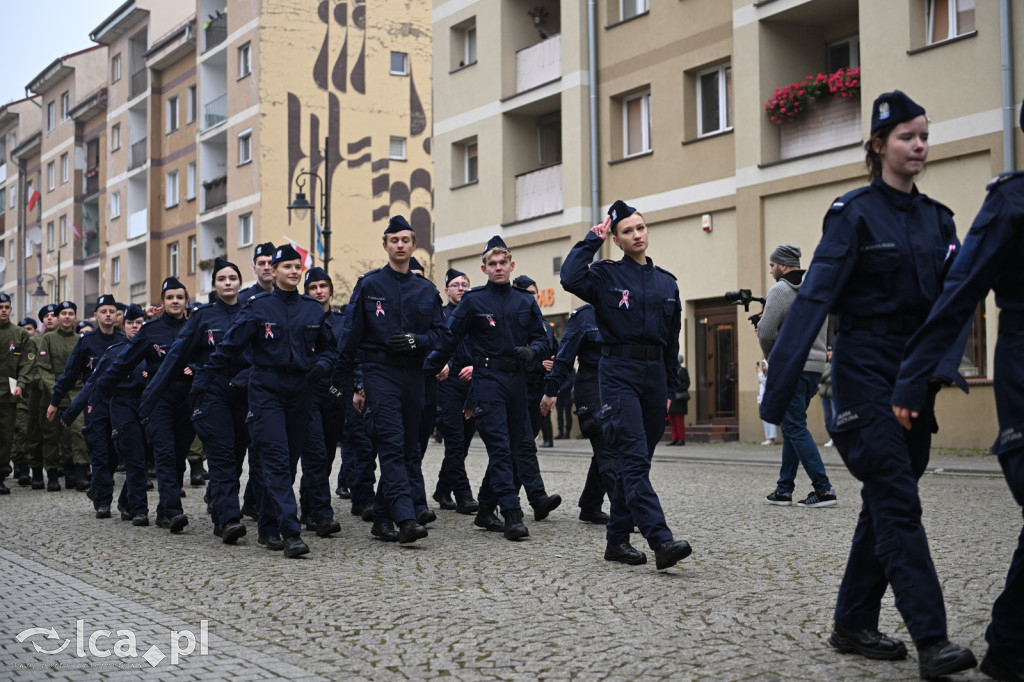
top-left (46, 468), bottom-right (62, 492)
top-left (473, 506), bottom-right (504, 532)
top-left (31, 467), bottom-right (45, 490)
top-left (76, 463), bottom-right (91, 492)
top-left (502, 508), bottom-right (529, 541)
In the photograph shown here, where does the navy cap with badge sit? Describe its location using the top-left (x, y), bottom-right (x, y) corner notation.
top-left (0, 292), bottom-right (10, 304)
top-left (271, 243), bottom-right (302, 265)
top-left (123, 303), bottom-right (146, 322)
top-left (58, 300), bottom-right (77, 313)
top-left (253, 242), bottom-right (276, 262)
top-left (96, 294), bottom-right (117, 310)
top-left (870, 90), bottom-right (926, 135)
top-left (409, 256), bottom-right (425, 274)
top-left (39, 303), bottom-right (58, 320)
top-left (304, 266), bottom-right (331, 285)
top-left (19, 317), bottom-right (38, 328)
top-left (483, 235), bottom-right (509, 255)
top-left (211, 257), bottom-right (242, 284)
top-left (114, 301), bottom-right (127, 312)
top-left (445, 268), bottom-right (467, 287)
top-left (161, 276), bottom-right (186, 293)
top-left (607, 199), bottom-right (638, 232)
top-left (383, 215), bottom-right (414, 236)
top-left (512, 275), bottom-right (537, 290)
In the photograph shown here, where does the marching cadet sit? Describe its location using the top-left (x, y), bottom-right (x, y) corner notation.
top-left (192, 244), bottom-right (338, 558)
top-left (338, 216), bottom-right (449, 544)
top-left (0, 292), bottom-right (31, 495)
top-left (92, 278), bottom-right (193, 532)
top-left (760, 92), bottom-right (975, 678)
top-left (431, 268), bottom-right (479, 515)
top-left (239, 241), bottom-right (276, 304)
top-left (13, 304), bottom-right (59, 489)
top-left (429, 236), bottom-right (550, 541)
top-left (891, 101), bottom-right (1024, 682)
top-left (540, 303), bottom-right (615, 524)
top-left (46, 295), bottom-right (124, 500)
top-left (560, 200), bottom-right (692, 571)
top-left (36, 301), bottom-right (89, 492)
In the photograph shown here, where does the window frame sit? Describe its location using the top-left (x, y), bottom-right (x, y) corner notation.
top-left (621, 90), bottom-right (652, 157)
top-left (60, 92), bottom-right (70, 121)
top-left (112, 54), bottom-right (122, 82)
top-left (187, 85), bottom-right (196, 125)
top-left (237, 129), bottom-right (252, 165)
top-left (46, 221), bottom-right (54, 252)
top-left (390, 51), bottom-right (409, 76)
top-left (238, 42), bottom-right (252, 79)
top-left (60, 152), bottom-right (69, 184)
top-left (237, 212), bottom-right (253, 248)
top-left (110, 190), bottom-right (121, 218)
top-left (47, 162), bottom-right (55, 191)
top-left (695, 64), bottom-right (733, 138)
top-left (389, 136), bottom-right (407, 161)
top-left (59, 215), bottom-right (68, 246)
top-left (926, 0), bottom-right (976, 45)
top-left (169, 242), bottom-right (180, 277)
top-left (111, 123), bottom-right (121, 151)
top-left (619, 0), bottom-right (649, 22)
top-left (166, 95), bottom-right (179, 134)
top-left (112, 256), bottom-right (121, 284)
top-left (46, 102), bottom-right (56, 132)
top-left (188, 235), bottom-right (197, 274)
top-left (186, 161), bottom-right (196, 201)
top-left (165, 169), bottom-right (179, 208)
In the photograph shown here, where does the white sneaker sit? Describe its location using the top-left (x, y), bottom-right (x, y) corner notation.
top-left (823, 439), bottom-right (834, 447)
top-left (760, 439), bottom-right (775, 446)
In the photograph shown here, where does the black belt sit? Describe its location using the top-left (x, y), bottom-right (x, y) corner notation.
top-left (474, 356), bottom-right (523, 372)
top-left (362, 349), bottom-right (423, 369)
top-left (602, 344), bottom-right (662, 360)
top-left (838, 313), bottom-right (926, 336)
top-left (254, 366), bottom-right (306, 375)
top-left (998, 311), bottom-right (1024, 333)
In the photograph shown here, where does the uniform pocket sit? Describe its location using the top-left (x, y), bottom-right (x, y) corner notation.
top-left (859, 245), bottom-right (902, 273)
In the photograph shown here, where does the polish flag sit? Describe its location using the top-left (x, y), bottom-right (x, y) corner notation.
top-left (72, 224), bottom-right (84, 240)
top-left (27, 189), bottom-right (41, 211)
top-left (280, 235), bottom-right (313, 269)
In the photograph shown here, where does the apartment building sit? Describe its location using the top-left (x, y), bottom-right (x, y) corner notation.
top-left (0, 97), bottom-right (41, 310)
top-left (432, 0), bottom-right (1022, 448)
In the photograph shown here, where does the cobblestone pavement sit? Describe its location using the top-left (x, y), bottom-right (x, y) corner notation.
top-left (0, 439), bottom-right (1016, 681)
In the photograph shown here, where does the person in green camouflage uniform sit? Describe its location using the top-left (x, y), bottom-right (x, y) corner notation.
top-left (0, 293), bottom-right (32, 494)
top-left (36, 301), bottom-right (88, 491)
top-left (12, 304), bottom-right (58, 489)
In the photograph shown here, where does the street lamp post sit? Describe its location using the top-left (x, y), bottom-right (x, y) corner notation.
top-left (31, 246), bottom-right (60, 305)
top-left (287, 136), bottom-right (331, 277)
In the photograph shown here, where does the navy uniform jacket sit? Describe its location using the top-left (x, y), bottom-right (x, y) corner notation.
top-left (138, 299), bottom-right (246, 418)
top-left (193, 288), bottom-right (337, 392)
top-left (90, 315), bottom-right (189, 404)
top-left (761, 177), bottom-right (964, 426)
top-left (895, 171), bottom-right (1024, 454)
top-left (544, 304), bottom-right (602, 398)
top-left (238, 282), bottom-right (270, 305)
top-left (430, 281), bottom-right (549, 372)
top-left (63, 342), bottom-right (123, 423)
top-left (560, 231), bottom-right (681, 393)
top-left (50, 329), bottom-right (124, 407)
top-left (88, 339), bottom-right (147, 413)
top-left (337, 265), bottom-right (449, 373)
top-left (441, 301), bottom-right (474, 372)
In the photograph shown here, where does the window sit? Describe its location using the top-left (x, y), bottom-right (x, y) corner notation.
top-left (453, 137), bottom-right (478, 186)
top-left (927, 0), bottom-right (975, 44)
top-left (169, 242), bottom-right (180, 277)
top-left (697, 64), bottom-right (733, 137)
top-left (112, 54), bottom-right (121, 82)
top-left (165, 170), bottom-right (179, 207)
top-left (187, 85), bottom-right (196, 124)
top-left (537, 113), bottom-right (562, 165)
top-left (112, 256), bottom-right (121, 284)
top-left (389, 136), bottom-right (407, 160)
top-left (46, 221), bottom-right (54, 251)
top-left (59, 215), bottom-right (67, 246)
top-left (9, 184), bottom-right (16, 209)
top-left (618, 0), bottom-right (649, 22)
top-left (959, 300), bottom-right (986, 377)
top-left (186, 161), bottom-right (196, 200)
top-left (238, 212), bottom-right (253, 247)
top-left (60, 92), bottom-right (69, 120)
top-left (238, 43), bottom-right (252, 78)
top-left (451, 19), bottom-right (477, 69)
top-left (238, 130), bottom-right (252, 164)
top-left (827, 36), bottom-right (860, 72)
top-left (47, 162), bottom-right (55, 190)
top-left (46, 102), bottom-right (56, 131)
top-left (110, 191), bottom-right (121, 218)
top-left (111, 123), bottom-right (121, 150)
top-left (0, 189), bottom-right (5, 213)
top-left (390, 52), bottom-right (408, 75)
top-left (188, 235), bottom-right (197, 273)
top-left (60, 153), bottom-right (69, 183)
top-left (166, 96), bottom-right (179, 134)
top-left (622, 90), bottom-right (652, 156)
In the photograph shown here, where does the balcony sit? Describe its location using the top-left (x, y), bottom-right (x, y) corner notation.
top-left (128, 208), bottom-right (147, 239)
top-left (129, 68), bottom-right (148, 99)
top-left (205, 13), bottom-right (227, 52)
top-left (515, 33), bottom-right (561, 94)
top-left (203, 175), bottom-right (227, 211)
top-left (514, 163), bottom-right (562, 222)
top-left (129, 281), bottom-right (147, 303)
top-left (85, 168), bottom-right (100, 195)
top-left (204, 94), bottom-right (227, 130)
top-left (129, 138), bottom-right (148, 170)
top-left (778, 95), bottom-right (861, 160)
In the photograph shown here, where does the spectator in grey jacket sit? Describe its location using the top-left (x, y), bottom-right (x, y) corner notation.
top-left (757, 244), bottom-right (837, 507)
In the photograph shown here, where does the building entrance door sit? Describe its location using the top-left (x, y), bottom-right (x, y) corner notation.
top-left (694, 302), bottom-right (739, 424)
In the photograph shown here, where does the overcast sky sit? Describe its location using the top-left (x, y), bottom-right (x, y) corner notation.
top-left (0, 0), bottom-right (126, 106)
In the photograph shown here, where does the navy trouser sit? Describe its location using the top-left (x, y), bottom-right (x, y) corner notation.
top-left (988, 449), bottom-right (1024, 656)
top-left (298, 394), bottom-right (336, 524)
top-left (363, 363), bottom-right (423, 524)
top-left (574, 374), bottom-right (617, 512)
top-left (512, 399), bottom-right (547, 505)
top-left (110, 392), bottom-right (148, 517)
top-left (435, 377), bottom-right (475, 500)
top-left (84, 406), bottom-right (118, 508)
top-left (320, 397), bottom-right (344, 489)
top-left (246, 418), bottom-right (277, 539)
top-left (472, 371), bottom-right (524, 512)
top-left (342, 397), bottom-right (377, 507)
top-left (146, 385), bottom-right (195, 520)
top-left (191, 382), bottom-right (249, 526)
top-left (599, 355), bottom-right (672, 549)
top-left (832, 399), bottom-right (947, 642)
top-left (248, 372), bottom-right (312, 539)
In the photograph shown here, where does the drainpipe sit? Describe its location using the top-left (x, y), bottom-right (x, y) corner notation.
top-left (587, 0), bottom-right (600, 226)
top-left (1000, 0), bottom-right (1015, 172)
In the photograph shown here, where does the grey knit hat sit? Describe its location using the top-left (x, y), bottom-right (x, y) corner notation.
top-left (769, 244), bottom-right (801, 268)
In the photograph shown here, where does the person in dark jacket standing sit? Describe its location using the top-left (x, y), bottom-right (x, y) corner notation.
top-left (0, 292), bottom-right (30, 495)
top-left (560, 200), bottom-right (692, 571)
top-left (760, 91), bottom-right (975, 678)
top-left (668, 356), bottom-right (690, 446)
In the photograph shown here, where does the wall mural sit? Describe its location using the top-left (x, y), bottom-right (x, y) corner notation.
top-left (286, 0), bottom-right (434, 274)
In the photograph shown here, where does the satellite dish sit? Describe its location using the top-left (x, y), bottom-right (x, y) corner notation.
top-left (0, 256), bottom-right (6, 273)
top-left (27, 226), bottom-right (41, 245)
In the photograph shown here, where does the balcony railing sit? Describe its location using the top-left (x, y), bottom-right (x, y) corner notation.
top-left (129, 68), bottom-right (148, 99)
top-left (129, 138), bottom-right (148, 170)
top-left (514, 163), bottom-right (562, 222)
top-left (205, 13), bottom-right (227, 51)
top-left (203, 94), bottom-right (227, 130)
top-left (129, 281), bottom-right (147, 304)
top-left (515, 33), bottom-right (561, 94)
top-left (203, 175), bottom-right (227, 211)
top-left (779, 96), bottom-right (861, 160)
top-left (128, 208), bottom-right (147, 239)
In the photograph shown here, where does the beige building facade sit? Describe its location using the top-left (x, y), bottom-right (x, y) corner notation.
top-left (433, 0), bottom-right (1024, 448)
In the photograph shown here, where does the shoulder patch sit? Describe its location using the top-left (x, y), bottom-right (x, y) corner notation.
top-left (250, 291), bottom-right (272, 301)
top-left (828, 186), bottom-right (871, 214)
top-left (986, 170), bottom-right (1024, 191)
top-left (467, 285), bottom-right (487, 293)
top-left (595, 259), bottom-right (618, 265)
top-left (357, 267), bottom-right (382, 280)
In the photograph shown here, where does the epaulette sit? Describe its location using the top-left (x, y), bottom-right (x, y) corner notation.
top-left (193, 302), bottom-right (215, 312)
top-left (466, 285), bottom-right (487, 293)
top-left (595, 259), bottom-right (618, 265)
top-left (654, 265), bottom-right (677, 280)
top-left (357, 267), bottom-right (382, 280)
top-left (827, 186), bottom-right (871, 214)
top-left (569, 304), bottom-right (592, 318)
top-left (140, 318), bottom-right (160, 327)
top-left (986, 170), bottom-right (1024, 191)
top-left (250, 290), bottom-right (272, 301)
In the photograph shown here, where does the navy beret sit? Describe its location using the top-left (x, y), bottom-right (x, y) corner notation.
top-left (211, 257), bottom-right (242, 285)
top-left (114, 302), bottom-right (126, 312)
top-left (0, 292), bottom-right (10, 304)
top-left (39, 303), bottom-right (58, 319)
top-left (253, 242), bottom-right (276, 261)
top-left (304, 266), bottom-right (331, 285)
top-left (409, 257), bottom-right (425, 273)
top-left (96, 294), bottom-right (117, 309)
top-left (870, 90), bottom-right (926, 135)
top-left (58, 300), bottom-right (77, 312)
top-left (445, 268), bottom-right (467, 287)
top-left (607, 200), bottom-right (637, 231)
top-left (512, 275), bottom-right (537, 290)
top-left (19, 317), bottom-right (37, 327)
top-left (483, 235), bottom-right (509, 255)
top-left (161, 276), bottom-right (186, 293)
top-left (123, 304), bottom-right (146, 321)
top-left (271, 244), bottom-right (302, 265)
top-left (75, 321), bottom-right (93, 333)
top-left (384, 215), bottom-right (414, 236)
